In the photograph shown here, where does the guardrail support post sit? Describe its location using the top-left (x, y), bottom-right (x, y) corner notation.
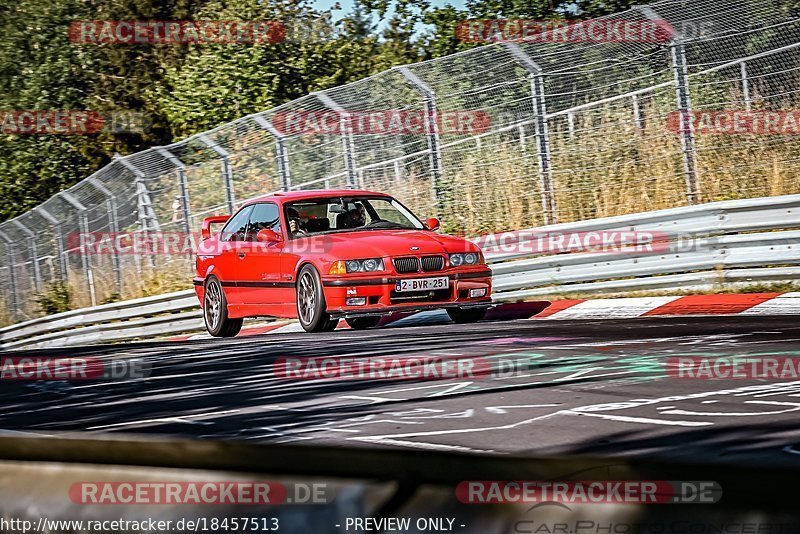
top-left (638, 6), bottom-right (700, 204)
top-left (0, 230), bottom-right (20, 319)
top-left (198, 135), bottom-right (236, 213)
top-left (11, 219), bottom-right (41, 292)
top-left (86, 177), bottom-right (123, 295)
top-left (251, 115), bottom-right (292, 191)
top-left (394, 66), bottom-right (447, 217)
top-left (59, 192), bottom-right (97, 307)
top-left (503, 42), bottom-right (557, 225)
top-left (314, 93), bottom-right (357, 188)
top-left (35, 206), bottom-right (67, 281)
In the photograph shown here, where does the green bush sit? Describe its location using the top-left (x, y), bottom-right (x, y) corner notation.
top-left (34, 282), bottom-right (72, 315)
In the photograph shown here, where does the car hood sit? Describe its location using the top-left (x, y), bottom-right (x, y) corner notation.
top-left (300, 229), bottom-right (479, 258)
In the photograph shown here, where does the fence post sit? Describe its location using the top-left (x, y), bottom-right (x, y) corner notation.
top-left (34, 206), bottom-right (67, 281)
top-left (11, 218), bottom-right (41, 292)
top-left (313, 92), bottom-right (357, 188)
top-left (86, 177), bottom-right (123, 295)
top-left (670, 41), bottom-right (701, 203)
top-left (394, 66), bottom-right (446, 216)
top-left (59, 192), bottom-right (97, 307)
top-left (116, 156), bottom-right (161, 232)
top-left (740, 61), bottom-right (752, 111)
top-left (638, 6), bottom-right (700, 204)
top-left (502, 42), bottom-right (557, 225)
top-left (251, 115), bottom-right (292, 191)
top-left (0, 230), bottom-right (19, 318)
top-left (198, 135), bottom-right (236, 213)
top-left (156, 148), bottom-right (193, 234)
top-left (632, 95), bottom-right (644, 130)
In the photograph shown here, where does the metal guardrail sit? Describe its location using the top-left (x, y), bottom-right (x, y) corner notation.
top-left (2, 194), bottom-right (799, 350)
top-left (0, 289), bottom-right (199, 350)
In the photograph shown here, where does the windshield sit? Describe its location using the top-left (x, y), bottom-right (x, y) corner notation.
top-left (285, 196), bottom-right (424, 237)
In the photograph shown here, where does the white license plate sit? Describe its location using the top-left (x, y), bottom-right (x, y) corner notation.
top-left (395, 276), bottom-right (449, 292)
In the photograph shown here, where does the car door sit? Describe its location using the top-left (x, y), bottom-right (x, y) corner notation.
top-left (237, 202), bottom-right (286, 314)
top-left (214, 205), bottom-right (253, 306)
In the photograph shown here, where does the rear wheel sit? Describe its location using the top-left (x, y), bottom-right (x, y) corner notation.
top-left (345, 316), bottom-right (381, 330)
top-left (203, 277), bottom-right (243, 337)
top-left (446, 307), bottom-right (488, 324)
top-left (297, 265), bottom-right (337, 333)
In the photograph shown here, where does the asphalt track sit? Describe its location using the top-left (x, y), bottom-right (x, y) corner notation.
top-left (2, 314), bottom-right (800, 468)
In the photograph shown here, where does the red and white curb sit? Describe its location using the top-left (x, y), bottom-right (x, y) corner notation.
top-left (169, 293), bottom-right (799, 340)
top-left (535, 292), bottom-right (800, 320)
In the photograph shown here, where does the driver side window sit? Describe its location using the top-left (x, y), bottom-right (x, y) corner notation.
top-left (245, 203), bottom-right (281, 241)
top-left (220, 206), bottom-right (253, 242)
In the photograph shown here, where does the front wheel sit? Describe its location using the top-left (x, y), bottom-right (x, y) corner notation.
top-left (297, 265), bottom-right (337, 333)
top-left (203, 277), bottom-right (243, 337)
top-left (447, 307), bottom-right (488, 324)
top-left (345, 316), bottom-right (381, 330)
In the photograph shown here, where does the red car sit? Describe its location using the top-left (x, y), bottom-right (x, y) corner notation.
top-left (194, 190), bottom-right (493, 335)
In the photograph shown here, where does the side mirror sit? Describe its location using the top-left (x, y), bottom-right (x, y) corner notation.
top-left (257, 228), bottom-right (283, 243)
top-left (425, 217), bottom-right (440, 231)
top-left (201, 215), bottom-right (230, 240)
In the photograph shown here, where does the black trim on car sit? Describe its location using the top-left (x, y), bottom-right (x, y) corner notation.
top-left (196, 278), bottom-right (295, 288)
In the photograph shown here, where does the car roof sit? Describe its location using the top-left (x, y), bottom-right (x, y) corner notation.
top-left (241, 189), bottom-right (392, 206)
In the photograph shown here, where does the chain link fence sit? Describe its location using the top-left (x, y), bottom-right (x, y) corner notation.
top-left (2, 0), bottom-right (800, 323)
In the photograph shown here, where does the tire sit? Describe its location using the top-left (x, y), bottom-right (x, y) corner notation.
top-left (297, 265), bottom-right (337, 333)
top-left (447, 307), bottom-right (488, 324)
top-left (203, 276), bottom-right (243, 337)
top-left (345, 316), bottom-right (381, 330)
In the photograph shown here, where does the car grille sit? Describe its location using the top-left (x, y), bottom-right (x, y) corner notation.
top-left (390, 288), bottom-right (451, 304)
top-left (421, 255), bottom-right (444, 271)
top-left (393, 257), bottom-right (420, 273)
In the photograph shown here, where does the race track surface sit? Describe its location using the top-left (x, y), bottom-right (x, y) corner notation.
top-left (2, 315), bottom-right (800, 467)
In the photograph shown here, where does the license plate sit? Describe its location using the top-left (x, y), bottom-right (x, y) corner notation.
top-left (395, 276), bottom-right (449, 292)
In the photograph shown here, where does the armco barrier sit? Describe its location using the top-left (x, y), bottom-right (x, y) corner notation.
top-left (2, 194), bottom-right (800, 350)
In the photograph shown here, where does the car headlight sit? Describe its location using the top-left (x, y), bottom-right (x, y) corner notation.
top-left (449, 252), bottom-right (482, 267)
top-left (333, 258), bottom-right (385, 273)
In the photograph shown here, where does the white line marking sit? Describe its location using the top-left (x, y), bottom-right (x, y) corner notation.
top-left (567, 412), bottom-right (713, 427)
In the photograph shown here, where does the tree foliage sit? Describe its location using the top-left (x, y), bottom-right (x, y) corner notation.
top-left (0, 0), bottom-right (643, 220)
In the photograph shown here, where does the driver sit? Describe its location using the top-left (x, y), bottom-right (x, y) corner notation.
top-left (352, 204), bottom-right (367, 227)
top-left (342, 204), bottom-right (366, 228)
top-left (287, 207), bottom-right (307, 236)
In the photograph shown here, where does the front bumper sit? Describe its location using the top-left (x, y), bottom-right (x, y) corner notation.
top-left (321, 269), bottom-right (493, 319)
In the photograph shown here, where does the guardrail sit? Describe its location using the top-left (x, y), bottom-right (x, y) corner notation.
top-left (3, 194), bottom-right (800, 350)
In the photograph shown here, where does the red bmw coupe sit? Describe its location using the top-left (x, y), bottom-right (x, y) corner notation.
top-left (194, 190), bottom-right (492, 335)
